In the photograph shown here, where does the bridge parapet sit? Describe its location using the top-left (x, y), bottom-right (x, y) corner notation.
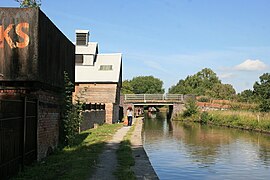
top-left (124, 94), bottom-right (184, 103)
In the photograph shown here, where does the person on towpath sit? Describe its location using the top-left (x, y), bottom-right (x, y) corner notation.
top-left (127, 106), bottom-right (133, 126)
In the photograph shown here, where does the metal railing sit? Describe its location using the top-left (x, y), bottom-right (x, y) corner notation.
top-left (124, 94), bottom-right (184, 102)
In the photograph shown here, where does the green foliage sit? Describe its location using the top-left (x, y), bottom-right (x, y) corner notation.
top-left (259, 99), bottom-right (270, 112)
top-left (197, 96), bottom-right (210, 102)
top-left (14, 124), bottom-right (122, 179)
top-left (200, 111), bottom-right (212, 124)
top-left (15, 0), bottom-right (41, 7)
top-left (121, 80), bottom-right (134, 94)
top-left (168, 68), bottom-right (236, 99)
top-left (209, 84), bottom-right (236, 100)
top-left (183, 98), bottom-right (199, 117)
top-left (236, 89), bottom-right (258, 103)
top-left (207, 110), bottom-right (270, 132)
top-left (228, 101), bottom-right (259, 111)
top-left (114, 123), bottom-right (136, 180)
top-left (114, 140), bottom-right (135, 180)
top-left (254, 73), bottom-right (270, 112)
top-left (122, 76), bottom-right (165, 94)
top-left (61, 72), bottom-right (84, 146)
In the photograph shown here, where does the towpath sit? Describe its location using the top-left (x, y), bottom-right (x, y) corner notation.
top-left (89, 118), bottom-right (159, 180)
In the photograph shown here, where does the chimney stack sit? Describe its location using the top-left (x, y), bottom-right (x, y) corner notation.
top-left (75, 30), bottom-right (89, 46)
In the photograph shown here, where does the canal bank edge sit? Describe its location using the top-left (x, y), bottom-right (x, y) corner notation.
top-left (131, 118), bottom-right (159, 180)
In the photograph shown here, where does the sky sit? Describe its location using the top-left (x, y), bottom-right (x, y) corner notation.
top-left (2, 0), bottom-right (270, 93)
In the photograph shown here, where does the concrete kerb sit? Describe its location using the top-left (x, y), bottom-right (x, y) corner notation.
top-left (130, 118), bottom-right (159, 180)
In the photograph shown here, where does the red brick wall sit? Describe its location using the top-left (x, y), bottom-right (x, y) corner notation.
top-left (30, 90), bottom-right (61, 160)
top-left (74, 83), bottom-right (117, 103)
top-left (73, 83), bottom-right (121, 124)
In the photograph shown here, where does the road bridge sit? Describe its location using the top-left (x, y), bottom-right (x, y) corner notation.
top-left (122, 94), bottom-right (192, 119)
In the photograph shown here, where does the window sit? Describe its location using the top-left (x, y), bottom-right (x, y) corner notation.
top-left (99, 65), bottom-right (113, 71)
top-left (76, 33), bottom-right (88, 45)
top-left (75, 54), bottom-right (83, 64)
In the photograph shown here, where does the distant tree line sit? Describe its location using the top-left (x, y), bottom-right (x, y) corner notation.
top-left (168, 68), bottom-right (236, 100)
top-left (121, 76), bottom-right (164, 94)
top-left (122, 68), bottom-right (270, 112)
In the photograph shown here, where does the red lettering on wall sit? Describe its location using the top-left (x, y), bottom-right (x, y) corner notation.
top-left (0, 25), bottom-right (3, 48)
top-left (0, 22), bottom-right (30, 49)
top-left (3, 24), bottom-right (16, 49)
top-left (16, 23), bottom-right (30, 48)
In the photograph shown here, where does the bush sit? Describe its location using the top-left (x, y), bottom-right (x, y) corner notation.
top-left (183, 98), bottom-right (198, 117)
top-left (197, 96), bottom-right (210, 102)
top-left (200, 111), bottom-right (211, 124)
top-left (259, 99), bottom-right (270, 112)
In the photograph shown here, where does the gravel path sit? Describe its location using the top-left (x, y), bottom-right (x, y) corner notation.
top-left (89, 118), bottom-right (159, 180)
top-left (89, 126), bottom-right (131, 180)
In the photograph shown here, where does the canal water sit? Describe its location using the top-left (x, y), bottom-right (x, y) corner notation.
top-left (143, 112), bottom-right (270, 180)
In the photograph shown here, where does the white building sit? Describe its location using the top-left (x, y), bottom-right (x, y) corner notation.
top-left (73, 30), bottom-right (122, 124)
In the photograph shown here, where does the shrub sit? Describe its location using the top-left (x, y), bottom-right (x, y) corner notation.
top-left (183, 98), bottom-right (198, 117)
top-left (200, 111), bottom-right (211, 124)
top-left (197, 96), bottom-right (210, 102)
top-left (61, 72), bottom-right (84, 146)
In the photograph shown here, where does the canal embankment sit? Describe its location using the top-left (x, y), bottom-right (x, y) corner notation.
top-left (175, 110), bottom-right (270, 134)
top-left (130, 118), bottom-right (159, 180)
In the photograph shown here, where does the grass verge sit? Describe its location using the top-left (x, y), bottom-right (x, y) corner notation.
top-left (13, 123), bottom-right (122, 180)
top-left (114, 122), bottom-right (136, 180)
top-left (175, 110), bottom-right (270, 133)
top-left (206, 111), bottom-right (270, 133)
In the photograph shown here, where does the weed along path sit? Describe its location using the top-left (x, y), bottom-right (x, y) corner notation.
top-left (89, 125), bottom-right (131, 180)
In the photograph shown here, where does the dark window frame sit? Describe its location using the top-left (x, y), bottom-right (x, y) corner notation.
top-left (75, 54), bottom-right (83, 64)
top-left (99, 65), bottom-right (113, 71)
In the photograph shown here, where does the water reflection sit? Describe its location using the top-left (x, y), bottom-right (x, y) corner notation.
top-left (143, 112), bottom-right (270, 180)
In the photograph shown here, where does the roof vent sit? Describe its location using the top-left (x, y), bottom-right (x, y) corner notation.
top-left (76, 30), bottom-right (89, 46)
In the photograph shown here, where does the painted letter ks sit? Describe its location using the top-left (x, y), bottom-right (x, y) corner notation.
top-left (0, 22), bottom-right (30, 49)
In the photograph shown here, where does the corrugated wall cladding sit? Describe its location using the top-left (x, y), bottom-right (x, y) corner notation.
top-left (0, 8), bottom-right (75, 89)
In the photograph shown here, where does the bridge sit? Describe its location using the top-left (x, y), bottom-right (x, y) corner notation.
top-left (122, 94), bottom-right (192, 118)
top-left (123, 94), bottom-right (185, 105)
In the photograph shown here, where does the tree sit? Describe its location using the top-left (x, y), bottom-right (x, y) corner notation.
top-left (253, 73), bottom-right (270, 112)
top-left (169, 80), bottom-right (193, 94)
top-left (209, 84), bottom-right (236, 100)
top-left (15, 0), bottom-right (41, 8)
top-left (236, 89), bottom-right (257, 103)
top-left (121, 80), bottom-right (134, 94)
top-left (197, 68), bottom-right (221, 89)
top-left (129, 76), bottom-right (165, 94)
top-left (169, 68), bottom-right (230, 97)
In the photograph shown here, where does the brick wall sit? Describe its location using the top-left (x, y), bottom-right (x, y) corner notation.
top-left (30, 90), bottom-right (61, 160)
top-left (74, 83), bottom-right (117, 103)
top-left (0, 89), bottom-right (61, 161)
top-left (73, 83), bottom-right (121, 124)
top-left (80, 110), bottom-right (105, 131)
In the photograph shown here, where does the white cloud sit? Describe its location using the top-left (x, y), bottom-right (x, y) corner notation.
top-left (234, 59), bottom-right (268, 71)
top-left (218, 73), bottom-right (235, 79)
